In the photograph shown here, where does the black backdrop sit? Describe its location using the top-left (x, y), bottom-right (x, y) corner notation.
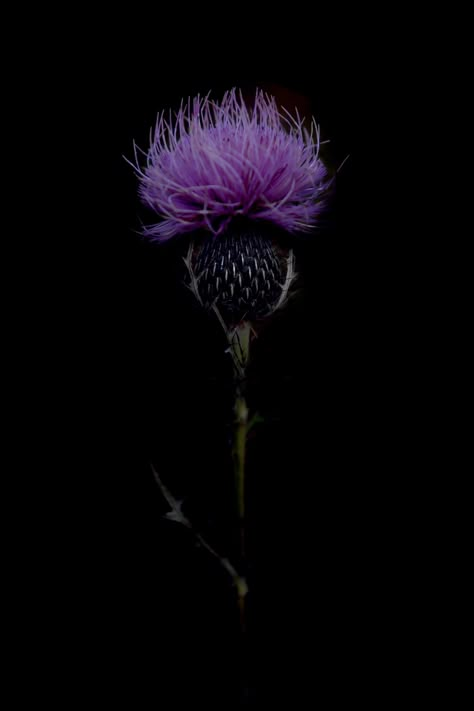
top-left (18, 36), bottom-right (422, 708)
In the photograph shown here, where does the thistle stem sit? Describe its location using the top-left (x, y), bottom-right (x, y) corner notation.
top-left (230, 322), bottom-right (251, 634)
top-left (234, 394), bottom-right (248, 560)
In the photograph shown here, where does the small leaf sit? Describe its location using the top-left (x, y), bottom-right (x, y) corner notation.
top-left (247, 412), bottom-right (265, 433)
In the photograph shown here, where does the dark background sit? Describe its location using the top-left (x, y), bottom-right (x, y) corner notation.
top-left (16, 33), bottom-right (429, 707)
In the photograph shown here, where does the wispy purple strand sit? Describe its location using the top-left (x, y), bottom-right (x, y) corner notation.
top-left (133, 89), bottom-right (330, 241)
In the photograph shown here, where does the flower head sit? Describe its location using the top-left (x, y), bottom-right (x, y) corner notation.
top-left (134, 89), bottom-right (330, 241)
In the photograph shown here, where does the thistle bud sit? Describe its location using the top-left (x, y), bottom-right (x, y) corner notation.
top-left (191, 226), bottom-right (287, 323)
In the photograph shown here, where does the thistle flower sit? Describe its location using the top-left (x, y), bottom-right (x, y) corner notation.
top-left (136, 88), bottom-right (329, 241)
top-left (133, 90), bottom-right (332, 647)
top-left (132, 88), bottom-right (331, 322)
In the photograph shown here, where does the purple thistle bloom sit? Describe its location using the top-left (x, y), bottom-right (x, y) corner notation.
top-left (134, 89), bottom-right (330, 242)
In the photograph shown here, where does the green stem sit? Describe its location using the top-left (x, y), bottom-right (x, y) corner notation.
top-left (234, 394), bottom-right (248, 555)
top-left (233, 392), bottom-right (248, 636)
top-left (230, 322), bottom-right (251, 632)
